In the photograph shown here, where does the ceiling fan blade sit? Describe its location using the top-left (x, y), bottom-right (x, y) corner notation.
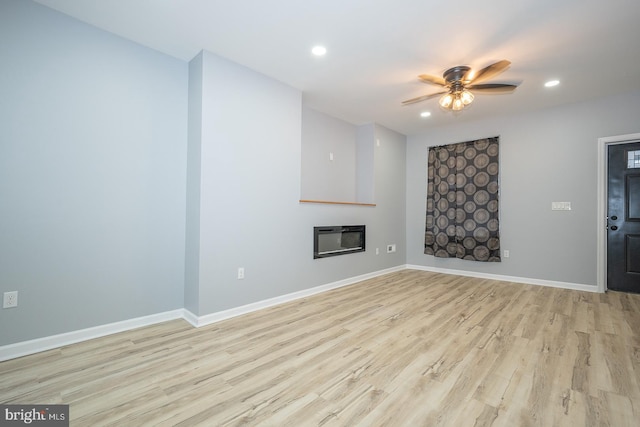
top-left (418, 74), bottom-right (447, 86)
top-left (467, 83), bottom-right (518, 93)
top-left (467, 60), bottom-right (511, 84)
top-left (401, 91), bottom-right (447, 105)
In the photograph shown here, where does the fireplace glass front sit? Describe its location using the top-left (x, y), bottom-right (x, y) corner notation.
top-left (314, 225), bottom-right (365, 259)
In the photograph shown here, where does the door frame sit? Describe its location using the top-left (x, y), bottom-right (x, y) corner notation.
top-left (597, 132), bottom-right (640, 292)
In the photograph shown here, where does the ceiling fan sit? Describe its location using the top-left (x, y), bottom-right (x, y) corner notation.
top-left (402, 59), bottom-right (518, 111)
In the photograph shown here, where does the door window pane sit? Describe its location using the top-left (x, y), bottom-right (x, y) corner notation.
top-left (628, 150), bottom-right (640, 168)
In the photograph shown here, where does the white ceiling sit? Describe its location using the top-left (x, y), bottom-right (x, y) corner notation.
top-left (34, 0), bottom-right (640, 136)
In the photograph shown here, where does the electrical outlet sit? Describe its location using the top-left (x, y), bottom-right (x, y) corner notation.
top-left (376, 248), bottom-right (380, 255)
top-left (237, 267), bottom-right (245, 280)
top-left (386, 244), bottom-right (396, 253)
top-left (3, 291), bottom-right (18, 308)
top-left (504, 250), bottom-right (510, 258)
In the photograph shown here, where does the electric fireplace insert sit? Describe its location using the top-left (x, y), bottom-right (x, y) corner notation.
top-left (313, 225), bottom-right (365, 259)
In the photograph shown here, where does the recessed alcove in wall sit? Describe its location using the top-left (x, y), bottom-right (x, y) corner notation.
top-left (300, 107), bottom-right (375, 205)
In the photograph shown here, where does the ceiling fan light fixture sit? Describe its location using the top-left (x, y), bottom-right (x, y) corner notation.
top-left (439, 90), bottom-right (473, 111)
top-left (452, 95), bottom-right (464, 111)
top-left (461, 90), bottom-right (474, 105)
top-left (439, 93), bottom-right (453, 108)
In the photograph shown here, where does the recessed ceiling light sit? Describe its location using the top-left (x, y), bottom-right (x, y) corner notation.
top-left (544, 80), bottom-right (560, 87)
top-left (311, 46), bottom-right (327, 56)
top-left (420, 111), bottom-right (431, 118)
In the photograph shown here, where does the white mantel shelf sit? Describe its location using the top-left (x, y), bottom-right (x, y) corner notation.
top-left (299, 199), bottom-right (376, 207)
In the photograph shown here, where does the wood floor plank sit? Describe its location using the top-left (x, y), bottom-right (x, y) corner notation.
top-left (2, 270), bottom-right (640, 426)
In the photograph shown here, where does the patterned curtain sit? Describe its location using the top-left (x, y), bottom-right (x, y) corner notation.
top-left (424, 137), bottom-right (501, 262)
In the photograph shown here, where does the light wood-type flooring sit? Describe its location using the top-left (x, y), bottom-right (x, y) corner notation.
top-left (2, 270), bottom-right (640, 426)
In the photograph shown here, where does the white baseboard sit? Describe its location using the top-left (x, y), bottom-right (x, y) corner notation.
top-left (181, 308), bottom-right (200, 327)
top-left (0, 309), bottom-right (184, 362)
top-left (405, 264), bottom-right (600, 293)
top-left (185, 265), bottom-right (406, 327)
top-left (0, 266), bottom-right (405, 361)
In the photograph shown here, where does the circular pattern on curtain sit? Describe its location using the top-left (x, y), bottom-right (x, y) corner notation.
top-left (424, 137), bottom-right (501, 262)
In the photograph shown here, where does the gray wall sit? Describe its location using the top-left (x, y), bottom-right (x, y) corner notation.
top-left (187, 51), bottom-right (407, 316)
top-left (0, 0), bottom-right (188, 345)
top-left (406, 91), bottom-right (640, 287)
top-left (184, 51), bottom-right (203, 314)
top-left (301, 107), bottom-right (357, 202)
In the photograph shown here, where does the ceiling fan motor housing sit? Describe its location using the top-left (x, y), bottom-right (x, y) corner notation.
top-left (443, 66), bottom-right (471, 85)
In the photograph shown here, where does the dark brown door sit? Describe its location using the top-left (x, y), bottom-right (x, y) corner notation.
top-left (607, 141), bottom-right (640, 293)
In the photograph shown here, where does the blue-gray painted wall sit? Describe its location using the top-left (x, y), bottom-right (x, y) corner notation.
top-left (0, 0), bottom-right (188, 344)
